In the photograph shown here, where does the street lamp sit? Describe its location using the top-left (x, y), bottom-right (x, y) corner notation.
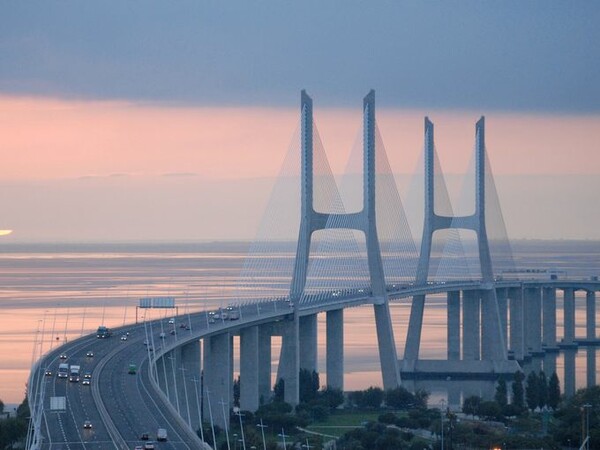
top-left (278, 428), bottom-right (289, 449)
top-left (582, 403), bottom-right (591, 450)
top-left (256, 418), bottom-right (268, 450)
top-left (233, 407), bottom-right (247, 450)
top-left (440, 399), bottom-right (446, 450)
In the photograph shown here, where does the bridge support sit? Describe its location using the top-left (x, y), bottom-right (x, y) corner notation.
top-left (240, 326), bottom-right (259, 412)
top-left (181, 340), bottom-right (202, 430)
top-left (402, 116), bottom-right (517, 375)
top-left (326, 309), bottom-right (344, 390)
top-left (509, 287), bottom-right (525, 360)
top-left (542, 287), bottom-right (558, 351)
top-left (524, 288), bottom-right (542, 355)
top-left (258, 325), bottom-right (272, 404)
top-left (300, 314), bottom-right (318, 372)
top-left (289, 90), bottom-right (399, 390)
top-left (279, 316), bottom-right (300, 405)
top-left (586, 290), bottom-right (596, 341)
top-left (462, 290), bottom-right (480, 361)
top-left (203, 333), bottom-right (232, 429)
top-left (562, 288), bottom-right (575, 346)
top-left (447, 291), bottom-right (460, 361)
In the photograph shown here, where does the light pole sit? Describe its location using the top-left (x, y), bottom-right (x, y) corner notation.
top-left (583, 403), bottom-right (591, 450)
top-left (278, 429), bottom-right (289, 449)
top-left (191, 376), bottom-right (205, 443)
top-left (180, 366), bottom-right (192, 428)
top-left (206, 389), bottom-right (217, 448)
top-left (219, 398), bottom-right (231, 450)
top-left (167, 355), bottom-right (180, 414)
top-left (234, 407), bottom-right (247, 450)
top-left (440, 399), bottom-right (446, 450)
top-left (257, 418), bottom-right (267, 450)
top-left (302, 438), bottom-right (313, 449)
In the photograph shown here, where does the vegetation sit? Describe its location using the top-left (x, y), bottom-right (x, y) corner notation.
top-left (0, 396), bottom-right (29, 449)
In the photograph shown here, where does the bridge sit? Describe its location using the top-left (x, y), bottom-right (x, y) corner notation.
top-left (26, 91), bottom-right (599, 449)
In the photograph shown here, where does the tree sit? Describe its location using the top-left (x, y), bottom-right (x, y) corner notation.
top-left (299, 369), bottom-right (319, 403)
top-left (414, 389), bottom-right (430, 409)
top-left (385, 386), bottom-right (416, 409)
top-left (495, 377), bottom-right (508, 408)
top-left (478, 400), bottom-right (502, 421)
top-left (525, 371), bottom-right (539, 411)
top-left (233, 376), bottom-right (240, 407)
top-left (547, 372), bottom-right (561, 409)
top-left (319, 387), bottom-right (344, 409)
top-left (462, 395), bottom-right (482, 418)
top-left (273, 378), bottom-right (285, 402)
top-left (537, 371), bottom-right (548, 409)
top-left (362, 387), bottom-right (384, 409)
top-left (512, 371), bottom-right (525, 411)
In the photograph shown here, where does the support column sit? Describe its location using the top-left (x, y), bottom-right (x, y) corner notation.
top-left (374, 302), bottom-right (401, 389)
top-left (564, 348), bottom-right (576, 397)
top-left (586, 290), bottom-right (596, 341)
top-left (326, 309), bottom-right (344, 390)
top-left (542, 287), bottom-right (557, 350)
top-left (509, 288), bottom-right (525, 360)
top-left (481, 289), bottom-right (506, 361)
top-left (258, 325), bottom-right (272, 404)
top-left (279, 316), bottom-right (299, 406)
top-left (203, 333), bottom-right (232, 429)
top-left (462, 290), bottom-right (480, 361)
top-left (524, 288), bottom-right (542, 355)
top-left (587, 348), bottom-right (597, 387)
top-left (240, 326), bottom-right (259, 412)
top-left (447, 291), bottom-right (460, 361)
top-left (299, 314), bottom-right (318, 372)
top-left (181, 340), bottom-right (202, 429)
top-left (496, 288), bottom-right (508, 347)
top-left (563, 288), bottom-right (575, 345)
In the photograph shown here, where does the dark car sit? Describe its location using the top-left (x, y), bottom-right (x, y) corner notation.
top-left (140, 432), bottom-right (149, 440)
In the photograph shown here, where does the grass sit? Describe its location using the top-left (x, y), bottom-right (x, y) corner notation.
top-left (305, 410), bottom-right (381, 437)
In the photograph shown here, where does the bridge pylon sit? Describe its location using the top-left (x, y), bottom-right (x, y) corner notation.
top-left (282, 90), bottom-right (400, 404)
top-left (403, 117), bottom-right (516, 373)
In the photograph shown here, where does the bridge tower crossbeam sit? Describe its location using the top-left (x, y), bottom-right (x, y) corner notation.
top-left (282, 91), bottom-right (400, 404)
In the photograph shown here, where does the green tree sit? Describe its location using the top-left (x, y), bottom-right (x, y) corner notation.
top-left (462, 395), bottom-right (482, 418)
top-left (233, 376), bottom-right (240, 407)
top-left (299, 369), bottom-right (319, 403)
top-left (273, 378), bottom-right (285, 402)
top-left (494, 377), bottom-right (508, 408)
top-left (362, 386), bottom-right (384, 409)
top-left (385, 386), bottom-right (416, 409)
top-left (319, 387), bottom-right (344, 409)
top-left (547, 371), bottom-right (561, 409)
top-left (537, 371), bottom-right (548, 409)
top-left (512, 371), bottom-right (525, 410)
top-left (526, 371), bottom-right (541, 411)
top-left (413, 389), bottom-right (430, 409)
top-left (478, 400), bottom-right (502, 421)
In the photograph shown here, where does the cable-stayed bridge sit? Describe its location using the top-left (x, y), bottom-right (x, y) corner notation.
top-left (26, 91), bottom-right (599, 449)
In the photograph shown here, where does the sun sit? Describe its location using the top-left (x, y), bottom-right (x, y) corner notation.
top-left (0, 230), bottom-right (13, 236)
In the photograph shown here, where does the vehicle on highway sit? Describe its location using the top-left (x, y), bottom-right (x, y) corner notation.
top-left (143, 442), bottom-right (155, 450)
top-left (69, 364), bottom-right (81, 382)
top-left (157, 428), bottom-right (168, 441)
top-left (156, 428), bottom-right (167, 442)
top-left (159, 332), bottom-right (166, 339)
top-left (44, 369), bottom-right (52, 376)
top-left (83, 372), bottom-right (91, 379)
top-left (169, 329), bottom-right (176, 335)
top-left (121, 335), bottom-right (128, 341)
top-left (83, 420), bottom-right (92, 429)
top-left (96, 325), bottom-right (112, 338)
top-left (208, 311), bottom-right (216, 323)
top-left (140, 432), bottom-right (149, 440)
top-left (226, 306), bottom-right (239, 320)
top-left (82, 378), bottom-right (90, 386)
top-left (86, 350), bottom-right (94, 357)
top-left (128, 363), bottom-right (137, 375)
top-left (168, 317), bottom-right (175, 324)
top-left (57, 363), bottom-right (69, 378)
top-left (59, 353), bottom-right (67, 360)
top-left (134, 447), bottom-right (144, 450)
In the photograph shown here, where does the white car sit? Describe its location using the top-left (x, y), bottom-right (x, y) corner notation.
top-left (168, 317), bottom-right (175, 324)
top-left (83, 420), bottom-right (92, 429)
top-left (82, 378), bottom-right (90, 386)
top-left (86, 351), bottom-right (94, 357)
top-left (121, 335), bottom-right (128, 341)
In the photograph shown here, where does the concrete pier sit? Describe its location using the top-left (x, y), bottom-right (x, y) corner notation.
top-left (524, 288), bottom-right (542, 355)
top-left (542, 287), bottom-right (558, 350)
top-left (509, 287), bottom-right (525, 360)
top-left (462, 290), bottom-right (480, 361)
top-left (587, 348), bottom-right (596, 387)
top-left (240, 326), bottom-right (259, 412)
top-left (279, 316), bottom-right (299, 405)
top-left (563, 288), bottom-right (575, 346)
top-left (203, 333), bottom-right (232, 429)
top-left (586, 290), bottom-right (596, 341)
top-left (496, 288), bottom-right (508, 345)
top-left (326, 309), bottom-right (344, 390)
top-left (447, 291), bottom-right (460, 361)
top-left (258, 325), bottom-right (272, 404)
top-left (564, 348), bottom-right (576, 397)
top-left (299, 314), bottom-right (318, 372)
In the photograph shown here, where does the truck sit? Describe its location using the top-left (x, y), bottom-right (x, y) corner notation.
top-left (156, 428), bottom-right (168, 441)
top-left (69, 365), bottom-right (81, 382)
top-left (57, 363), bottom-right (69, 378)
top-left (96, 325), bottom-right (112, 338)
top-left (128, 363), bottom-right (137, 375)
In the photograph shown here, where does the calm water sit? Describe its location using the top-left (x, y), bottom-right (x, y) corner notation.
top-left (0, 240), bottom-right (599, 406)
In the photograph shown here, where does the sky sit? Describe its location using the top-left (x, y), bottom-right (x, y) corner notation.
top-left (0, 2), bottom-right (599, 242)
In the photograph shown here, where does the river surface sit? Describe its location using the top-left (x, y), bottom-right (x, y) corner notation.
top-left (0, 240), bottom-right (599, 407)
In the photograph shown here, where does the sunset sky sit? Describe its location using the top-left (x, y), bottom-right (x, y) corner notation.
top-left (1, 2), bottom-right (599, 241)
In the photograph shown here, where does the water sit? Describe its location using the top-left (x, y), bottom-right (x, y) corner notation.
top-left (0, 240), bottom-right (598, 405)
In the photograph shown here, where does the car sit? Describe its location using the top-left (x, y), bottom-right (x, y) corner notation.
top-left (121, 335), bottom-right (128, 341)
top-left (83, 420), bottom-right (92, 429)
top-left (169, 329), bottom-right (176, 335)
top-left (128, 363), bottom-right (137, 375)
top-left (86, 351), bottom-right (94, 357)
top-left (82, 378), bottom-right (90, 386)
top-left (134, 447), bottom-right (144, 450)
top-left (159, 332), bottom-right (166, 339)
top-left (157, 428), bottom-right (167, 441)
top-left (44, 369), bottom-right (52, 376)
top-left (168, 317), bottom-right (175, 324)
top-left (83, 372), bottom-right (92, 379)
top-left (59, 354), bottom-right (67, 360)
top-left (143, 442), bottom-right (155, 450)
top-left (140, 432), bottom-right (149, 440)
